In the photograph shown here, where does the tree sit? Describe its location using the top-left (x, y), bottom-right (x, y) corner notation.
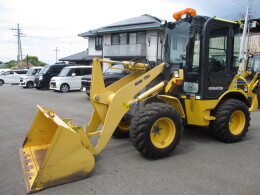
top-left (23, 56), bottom-right (47, 66)
top-left (2, 60), bottom-right (17, 68)
top-left (1, 56), bottom-right (47, 69)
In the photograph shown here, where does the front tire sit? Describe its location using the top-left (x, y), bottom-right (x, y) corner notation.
top-left (130, 102), bottom-right (182, 159)
top-left (41, 82), bottom-right (49, 90)
top-left (210, 99), bottom-right (250, 143)
top-left (60, 84), bottom-right (69, 93)
top-left (26, 81), bottom-right (34, 88)
top-left (0, 80), bottom-right (4, 86)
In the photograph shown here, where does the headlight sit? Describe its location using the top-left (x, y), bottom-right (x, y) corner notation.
top-left (39, 75), bottom-right (43, 80)
top-left (174, 70), bottom-right (179, 78)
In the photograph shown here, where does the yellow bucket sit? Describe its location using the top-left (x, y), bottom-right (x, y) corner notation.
top-left (19, 106), bottom-right (95, 193)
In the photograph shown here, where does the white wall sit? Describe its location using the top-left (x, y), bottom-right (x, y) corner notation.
top-left (104, 34), bottom-right (111, 45)
top-left (102, 30), bottom-right (165, 62)
top-left (146, 30), bottom-right (164, 62)
top-left (88, 37), bottom-right (102, 56)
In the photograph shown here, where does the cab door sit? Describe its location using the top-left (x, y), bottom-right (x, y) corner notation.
top-left (204, 20), bottom-right (234, 99)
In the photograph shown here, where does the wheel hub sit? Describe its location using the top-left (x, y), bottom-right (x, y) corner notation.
top-left (150, 117), bottom-right (176, 148)
top-left (118, 120), bottom-right (130, 131)
top-left (229, 110), bottom-right (246, 135)
top-left (152, 125), bottom-right (161, 135)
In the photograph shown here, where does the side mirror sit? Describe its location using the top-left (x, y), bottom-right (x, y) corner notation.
top-left (72, 73), bottom-right (76, 77)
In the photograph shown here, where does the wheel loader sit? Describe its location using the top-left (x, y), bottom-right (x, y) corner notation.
top-left (19, 8), bottom-right (259, 193)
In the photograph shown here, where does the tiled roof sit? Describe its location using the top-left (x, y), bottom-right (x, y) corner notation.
top-left (59, 51), bottom-right (101, 61)
top-left (59, 51), bottom-right (87, 61)
top-left (79, 14), bottom-right (163, 37)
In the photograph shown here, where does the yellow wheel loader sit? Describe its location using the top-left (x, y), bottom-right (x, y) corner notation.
top-left (19, 8), bottom-right (259, 193)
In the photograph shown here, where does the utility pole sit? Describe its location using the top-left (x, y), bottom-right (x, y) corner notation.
top-left (26, 54), bottom-right (29, 68)
top-left (54, 47), bottom-right (60, 63)
top-left (238, 0), bottom-right (253, 74)
top-left (10, 23), bottom-right (26, 68)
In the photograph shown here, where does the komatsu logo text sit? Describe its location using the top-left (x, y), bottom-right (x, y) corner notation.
top-left (135, 74), bottom-right (151, 86)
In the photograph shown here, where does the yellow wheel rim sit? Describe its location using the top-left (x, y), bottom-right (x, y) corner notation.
top-left (150, 117), bottom-right (176, 148)
top-left (118, 120), bottom-right (130, 131)
top-left (229, 110), bottom-right (246, 135)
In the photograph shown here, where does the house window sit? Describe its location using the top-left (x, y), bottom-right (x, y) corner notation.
top-left (137, 32), bottom-right (145, 44)
top-left (111, 31), bottom-right (146, 45)
top-left (129, 33), bottom-right (137, 44)
top-left (120, 33), bottom-right (127, 44)
top-left (111, 34), bottom-right (119, 45)
top-left (95, 36), bottom-right (103, 50)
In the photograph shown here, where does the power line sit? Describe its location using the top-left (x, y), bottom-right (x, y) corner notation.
top-left (198, 0), bottom-right (231, 9)
top-left (26, 35), bottom-right (76, 40)
top-left (196, 0), bottom-right (244, 12)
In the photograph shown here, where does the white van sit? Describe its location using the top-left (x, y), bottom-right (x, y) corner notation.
top-left (20, 67), bottom-right (42, 88)
top-left (50, 65), bottom-right (92, 92)
top-left (0, 69), bottom-right (11, 74)
top-left (0, 70), bottom-right (27, 86)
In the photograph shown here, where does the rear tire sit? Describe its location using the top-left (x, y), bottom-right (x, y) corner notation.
top-left (130, 102), bottom-right (182, 159)
top-left (41, 82), bottom-right (49, 90)
top-left (26, 81), bottom-right (34, 88)
top-left (210, 99), bottom-right (250, 143)
top-left (60, 84), bottom-right (69, 93)
top-left (0, 80), bottom-right (4, 86)
top-left (113, 118), bottom-right (130, 139)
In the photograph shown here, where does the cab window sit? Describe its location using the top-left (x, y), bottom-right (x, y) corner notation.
top-left (208, 25), bottom-right (228, 73)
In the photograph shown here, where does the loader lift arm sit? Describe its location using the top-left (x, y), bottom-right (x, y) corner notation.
top-left (86, 58), bottom-right (167, 154)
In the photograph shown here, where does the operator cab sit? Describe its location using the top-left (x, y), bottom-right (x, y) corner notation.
top-left (164, 12), bottom-right (242, 100)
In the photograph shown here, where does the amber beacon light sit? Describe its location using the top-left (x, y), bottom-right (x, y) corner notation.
top-left (173, 8), bottom-right (197, 20)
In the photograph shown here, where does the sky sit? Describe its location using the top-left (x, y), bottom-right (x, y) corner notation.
top-left (0, 0), bottom-right (259, 65)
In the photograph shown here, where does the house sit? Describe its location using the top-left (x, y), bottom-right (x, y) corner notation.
top-left (77, 14), bottom-right (164, 70)
top-left (59, 50), bottom-right (101, 65)
top-left (246, 18), bottom-right (260, 54)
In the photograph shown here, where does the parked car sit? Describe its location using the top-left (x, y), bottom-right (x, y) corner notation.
top-left (0, 70), bottom-right (28, 86)
top-left (34, 63), bottom-right (73, 90)
top-left (81, 64), bottom-right (128, 96)
top-left (19, 67), bottom-right (42, 88)
top-left (50, 66), bottom-right (92, 93)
